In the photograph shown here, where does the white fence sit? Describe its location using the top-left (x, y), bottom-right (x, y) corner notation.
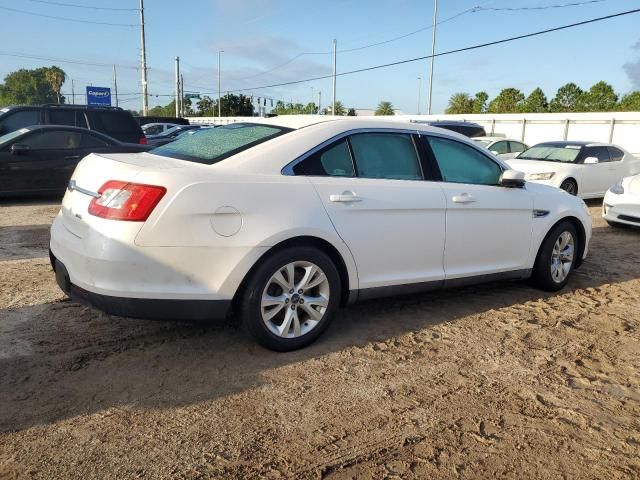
top-left (188, 112), bottom-right (640, 155)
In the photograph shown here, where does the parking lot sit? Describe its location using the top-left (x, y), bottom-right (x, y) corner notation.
top-left (0, 198), bottom-right (638, 479)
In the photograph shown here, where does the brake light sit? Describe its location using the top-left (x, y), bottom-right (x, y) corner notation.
top-left (139, 136), bottom-right (148, 145)
top-left (88, 180), bottom-right (166, 221)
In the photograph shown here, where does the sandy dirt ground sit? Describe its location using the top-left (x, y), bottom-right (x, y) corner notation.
top-left (0, 198), bottom-right (638, 479)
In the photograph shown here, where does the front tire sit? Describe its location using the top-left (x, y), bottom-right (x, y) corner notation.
top-left (239, 247), bottom-right (341, 351)
top-left (560, 179), bottom-right (578, 196)
top-left (531, 221), bottom-right (578, 291)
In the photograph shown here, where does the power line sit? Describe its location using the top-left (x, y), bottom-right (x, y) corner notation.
top-left (218, 8), bottom-right (640, 94)
top-left (26, 0), bottom-right (138, 11)
top-left (475, 0), bottom-right (608, 12)
top-left (0, 5), bottom-right (137, 26)
top-left (0, 51), bottom-right (139, 70)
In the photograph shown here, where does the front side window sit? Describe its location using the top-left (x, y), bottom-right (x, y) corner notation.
top-left (427, 136), bottom-right (502, 185)
top-left (21, 130), bottom-right (82, 149)
top-left (583, 146), bottom-right (610, 163)
top-left (349, 133), bottom-right (422, 180)
top-left (490, 141), bottom-right (508, 154)
top-left (152, 123), bottom-right (290, 165)
top-left (293, 140), bottom-right (354, 177)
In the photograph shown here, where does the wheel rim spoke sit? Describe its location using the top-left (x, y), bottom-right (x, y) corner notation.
top-left (550, 231), bottom-right (574, 283)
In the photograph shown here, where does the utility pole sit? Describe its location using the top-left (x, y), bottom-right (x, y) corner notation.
top-left (139, 0), bottom-right (149, 116)
top-left (317, 91), bottom-right (321, 115)
top-left (217, 50), bottom-right (223, 117)
top-left (332, 39), bottom-right (337, 116)
top-left (427, 0), bottom-right (437, 115)
top-left (113, 65), bottom-right (119, 107)
top-left (71, 79), bottom-right (75, 105)
top-left (180, 74), bottom-right (184, 117)
top-left (175, 56), bottom-right (180, 118)
top-left (417, 76), bottom-right (422, 115)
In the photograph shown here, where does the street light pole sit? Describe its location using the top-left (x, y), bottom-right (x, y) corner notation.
top-left (332, 39), bottom-right (337, 116)
top-left (175, 56), bottom-right (180, 118)
top-left (139, 0), bottom-right (149, 116)
top-left (217, 50), bottom-right (223, 118)
top-left (417, 76), bottom-right (422, 115)
top-left (427, 0), bottom-right (437, 115)
top-left (112, 64), bottom-right (119, 107)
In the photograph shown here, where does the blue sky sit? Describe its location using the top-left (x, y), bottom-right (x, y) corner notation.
top-left (1, 0), bottom-right (639, 114)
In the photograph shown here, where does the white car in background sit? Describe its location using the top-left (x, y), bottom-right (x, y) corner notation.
top-left (50, 118), bottom-right (592, 351)
top-left (506, 141), bottom-right (640, 198)
top-left (472, 136), bottom-right (528, 160)
top-left (141, 122), bottom-right (178, 136)
top-left (603, 174), bottom-right (640, 228)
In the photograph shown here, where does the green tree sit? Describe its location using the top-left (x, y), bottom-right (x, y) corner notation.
top-left (549, 83), bottom-right (584, 112)
top-left (0, 67), bottom-right (65, 106)
top-left (521, 87), bottom-right (548, 113)
top-left (45, 66), bottom-right (65, 104)
top-left (617, 91), bottom-right (640, 111)
top-left (488, 88), bottom-right (525, 113)
top-left (196, 96), bottom-right (215, 116)
top-left (472, 91), bottom-right (489, 113)
top-left (148, 100), bottom-right (177, 117)
top-left (579, 81), bottom-right (618, 111)
top-left (211, 94), bottom-right (255, 116)
top-left (324, 101), bottom-right (346, 115)
top-left (375, 101), bottom-right (395, 116)
top-left (445, 92), bottom-right (473, 114)
top-left (347, 108), bottom-right (357, 116)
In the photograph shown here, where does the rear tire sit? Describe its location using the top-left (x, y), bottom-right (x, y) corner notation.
top-left (560, 179), bottom-right (578, 196)
top-left (238, 246), bottom-right (341, 351)
top-left (531, 221), bottom-right (578, 292)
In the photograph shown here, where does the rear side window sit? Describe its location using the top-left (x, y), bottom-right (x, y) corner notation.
top-left (0, 110), bottom-right (39, 132)
top-left (608, 147), bottom-right (624, 162)
top-left (293, 140), bottom-right (354, 177)
top-left (490, 141), bottom-right (508, 154)
top-left (91, 111), bottom-right (140, 135)
top-left (427, 136), bottom-right (502, 185)
top-left (21, 130), bottom-right (82, 149)
top-left (509, 141), bottom-right (527, 153)
top-left (81, 133), bottom-right (110, 148)
top-left (350, 133), bottom-right (422, 180)
top-left (48, 109), bottom-right (76, 126)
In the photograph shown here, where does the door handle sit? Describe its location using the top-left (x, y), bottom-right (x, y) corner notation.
top-left (64, 155), bottom-right (81, 160)
top-left (452, 193), bottom-right (476, 204)
top-left (330, 191), bottom-right (362, 203)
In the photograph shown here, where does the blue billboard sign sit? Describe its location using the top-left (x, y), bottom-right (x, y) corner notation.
top-left (86, 86), bottom-right (111, 106)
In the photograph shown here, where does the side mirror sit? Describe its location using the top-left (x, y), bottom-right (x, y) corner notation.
top-left (583, 157), bottom-right (599, 164)
top-left (500, 169), bottom-right (525, 188)
top-left (10, 144), bottom-right (29, 155)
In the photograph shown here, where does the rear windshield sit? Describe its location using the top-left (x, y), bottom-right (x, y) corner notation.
top-left (91, 111), bottom-right (141, 135)
top-left (518, 145), bottom-right (582, 163)
top-left (151, 123), bottom-right (291, 164)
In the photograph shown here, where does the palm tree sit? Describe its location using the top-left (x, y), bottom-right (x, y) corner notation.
top-left (375, 101), bottom-right (395, 116)
top-left (325, 101), bottom-right (346, 116)
top-left (45, 66), bottom-right (66, 104)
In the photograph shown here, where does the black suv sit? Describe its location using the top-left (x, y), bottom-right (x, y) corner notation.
top-left (0, 104), bottom-right (147, 144)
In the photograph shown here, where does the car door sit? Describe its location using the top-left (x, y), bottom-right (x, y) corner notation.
top-left (424, 135), bottom-right (534, 280)
top-left (11, 129), bottom-right (84, 193)
top-left (579, 146), bottom-right (613, 196)
top-left (296, 131), bottom-right (447, 291)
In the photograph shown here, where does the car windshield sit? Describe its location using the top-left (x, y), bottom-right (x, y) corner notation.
top-left (0, 128), bottom-right (28, 147)
top-left (473, 139), bottom-right (492, 147)
top-left (151, 123), bottom-right (290, 164)
top-left (517, 145), bottom-right (582, 163)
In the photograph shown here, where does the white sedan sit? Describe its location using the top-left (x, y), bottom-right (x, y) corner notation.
top-left (603, 174), bottom-right (640, 228)
top-left (506, 141), bottom-right (640, 198)
top-left (50, 118), bottom-right (592, 351)
top-left (472, 136), bottom-right (528, 160)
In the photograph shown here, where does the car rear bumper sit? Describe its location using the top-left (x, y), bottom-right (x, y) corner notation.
top-left (51, 250), bottom-right (231, 320)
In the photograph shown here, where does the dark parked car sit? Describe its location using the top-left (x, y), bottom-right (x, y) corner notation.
top-left (146, 124), bottom-right (209, 146)
top-left (136, 115), bottom-right (190, 126)
top-left (0, 125), bottom-right (150, 196)
top-left (410, 120), bottom-right (486, 138)
top-left (0, 104), bottom-right (147, 144)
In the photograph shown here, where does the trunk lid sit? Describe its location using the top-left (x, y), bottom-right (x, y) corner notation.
top-left (61, 152), bottom-right (184, 238)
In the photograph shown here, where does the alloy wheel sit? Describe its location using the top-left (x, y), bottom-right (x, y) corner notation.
top-left (550, 231), bottom-right (575, 283)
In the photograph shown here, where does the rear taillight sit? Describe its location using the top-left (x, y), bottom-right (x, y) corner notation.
top-left (139, 136), bottom-right (148, 145)
top-left (88, 180), bottom-right (166, 221)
